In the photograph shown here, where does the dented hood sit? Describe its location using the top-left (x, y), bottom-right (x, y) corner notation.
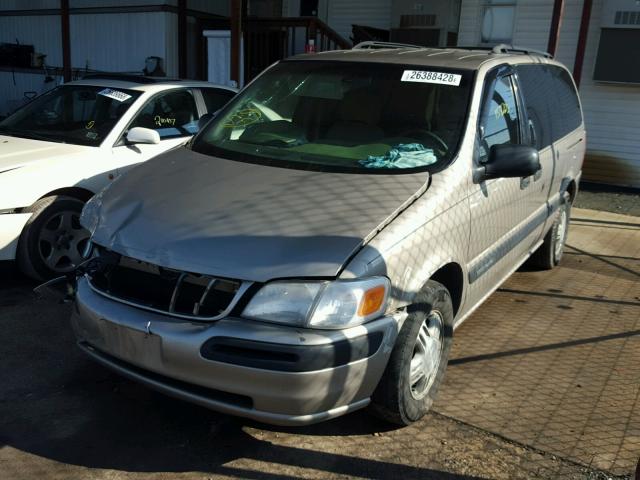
top-left (88, 147), bottom-right (428, 282)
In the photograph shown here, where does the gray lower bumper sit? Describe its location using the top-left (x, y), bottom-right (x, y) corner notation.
top-left (72, 278), bottom-right (401, 426)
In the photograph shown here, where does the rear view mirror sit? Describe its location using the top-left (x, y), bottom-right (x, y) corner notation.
top-left (126, 127), bottom-right (160, 145)
top-left (474, 144), bottom-right (540, 182)
top-left (197, 113), bottom-right (214, 132)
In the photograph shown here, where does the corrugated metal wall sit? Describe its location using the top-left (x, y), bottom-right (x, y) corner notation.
top-left (0, 0), bottom-right (60, 9)
top-left (327, 0), bottom-right (392, 42)
top-left (69, 12), bottom-right (174, 74)
top-left (0, 8), bottom-right (63, 116)
top-left (458, 0), bottom-right (640, 187)
top-left (0, 0), bottom-right (230, 116)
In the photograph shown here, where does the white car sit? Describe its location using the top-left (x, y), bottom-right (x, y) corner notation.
top-left (0, 75), bottom-right (236, 280)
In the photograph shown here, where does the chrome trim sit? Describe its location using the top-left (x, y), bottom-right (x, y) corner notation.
top-left (168, 272), bottom-right (187, 313)
top-left (86, 273), bottom-right (253, 322)
top-left (194, 277), bottom-right (219, 316)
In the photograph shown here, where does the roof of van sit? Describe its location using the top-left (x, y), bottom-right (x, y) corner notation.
top-left (288, 44), bottom-right (553, 70)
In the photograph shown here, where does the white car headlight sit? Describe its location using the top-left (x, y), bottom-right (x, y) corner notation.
top-left (242, 277), bottom-right (390, 329)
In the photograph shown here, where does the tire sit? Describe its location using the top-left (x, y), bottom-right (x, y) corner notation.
top-left (370, 280), bottom-right (454, 426)
top-left (529, 193), bottom-right (571, 270)
top-left (17, 195), bottom-right (90, 281)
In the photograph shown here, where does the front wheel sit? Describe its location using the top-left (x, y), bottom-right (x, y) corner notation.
top-left (17, 195), bottom-right (90, 281)
top-left (370, 280), bottom-right (454, 426)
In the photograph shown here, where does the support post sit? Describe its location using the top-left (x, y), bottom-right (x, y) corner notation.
top-left (573, 0), bottom-right (593, 87)
top-left (178, 0), bottom-right (187, 78)
top-left (61, 0), bottom-right (71, 82)
top-left (230, 0), bottom-right (242, 86)
top-left (547, 0), bottom-right (565, 57)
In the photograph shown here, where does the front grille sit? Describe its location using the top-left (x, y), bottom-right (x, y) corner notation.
top-left (88, 249), bottom-right (247, 320)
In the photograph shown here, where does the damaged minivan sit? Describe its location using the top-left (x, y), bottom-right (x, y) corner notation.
top-left (72, 43), bottom-right (585, 426)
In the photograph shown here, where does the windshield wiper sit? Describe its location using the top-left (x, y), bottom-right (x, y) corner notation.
top-left (0, 128), bottom-right (65, 144)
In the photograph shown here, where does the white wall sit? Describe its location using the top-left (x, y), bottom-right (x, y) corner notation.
top-left (458, 0), bottom-right (640, 187)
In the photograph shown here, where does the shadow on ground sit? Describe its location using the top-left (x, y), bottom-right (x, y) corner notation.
top-left (0, 261), bottom-right (480, 480)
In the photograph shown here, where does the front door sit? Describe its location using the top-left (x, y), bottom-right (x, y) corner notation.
top-left (111, 88), bottom-right (201, 176)
top-left (466, 67), bottom-right (542, 299)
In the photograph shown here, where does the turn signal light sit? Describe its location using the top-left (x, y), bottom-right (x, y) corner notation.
top-left (358, 285), bottom-right (387, 317)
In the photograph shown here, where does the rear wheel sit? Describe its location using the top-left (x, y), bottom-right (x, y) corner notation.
top-left (529, 193), bottom-right (571, 270)
top-left (370, 280), bottom-right (454, 426)
top-left (17, 195), bottom-right (90, 281)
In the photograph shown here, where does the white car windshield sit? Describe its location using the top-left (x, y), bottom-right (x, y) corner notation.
top-left (192, 61), bottom-right (472, 173)
top-left (0, 85), bottom-right (141, 146)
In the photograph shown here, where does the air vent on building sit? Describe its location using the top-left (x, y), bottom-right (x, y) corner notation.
top-left (399, 14), bottom-right (436, 28)
top-left (614, 10), bottom-right (640, 25)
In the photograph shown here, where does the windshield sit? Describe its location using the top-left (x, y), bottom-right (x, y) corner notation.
top-left (0, 85), bottom-right (141, 146)
top-left (192, 61), bottom-right (472, 173)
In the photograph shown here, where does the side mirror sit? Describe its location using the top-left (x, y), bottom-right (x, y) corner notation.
top-left (126, 127), bottom-right (160, 145)
top-left (474, 144), bottom-right (540, 182)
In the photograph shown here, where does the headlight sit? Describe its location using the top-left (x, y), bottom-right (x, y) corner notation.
top-left (242, 277), bottom-right (390, 329)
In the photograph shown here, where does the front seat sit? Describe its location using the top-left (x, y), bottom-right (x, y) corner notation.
top-left (324, 88), bottom-right (384, 144)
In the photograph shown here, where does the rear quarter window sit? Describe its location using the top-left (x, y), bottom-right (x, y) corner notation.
top-left (516, 64), bottom-right (582, 148)
top-left (548, 65), bottom-right (582, 139)
top-left (516, 64), bottom-right (554, 150)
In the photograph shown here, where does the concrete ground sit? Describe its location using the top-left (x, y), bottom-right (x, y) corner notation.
top-left (0, 208), bottom-right (638, 480)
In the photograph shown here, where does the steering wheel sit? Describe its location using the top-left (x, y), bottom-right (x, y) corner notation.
top-left (399, 128), bottom-right (448, 153)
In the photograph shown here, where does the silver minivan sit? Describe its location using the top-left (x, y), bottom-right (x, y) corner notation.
top-left (72, 43), bottom-right (585, 426)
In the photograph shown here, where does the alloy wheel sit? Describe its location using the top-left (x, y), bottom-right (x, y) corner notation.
top-left (37, 209), bottom-right (90, 273)
top-left (409, 310), bottom-right (444, 400)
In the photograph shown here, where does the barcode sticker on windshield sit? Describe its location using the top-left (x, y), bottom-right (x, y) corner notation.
top-left (401, 70), bottom-right (462, 86)
top-left (98, 88), bottom-right (132, 102)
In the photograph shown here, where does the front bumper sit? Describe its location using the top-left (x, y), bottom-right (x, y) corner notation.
top-left (0, 212), bottom-right (32, 261)
top-left (72, 277), bottom-right (401, 425)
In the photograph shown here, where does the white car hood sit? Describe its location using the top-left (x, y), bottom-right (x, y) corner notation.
top-left (0, 135), bottom-right (90, 173)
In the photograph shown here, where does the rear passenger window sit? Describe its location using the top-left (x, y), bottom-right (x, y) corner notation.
top-left (478, 75), bottom-right (520, 162)
top-left (548, 66), bottom-right (582, 139)
top-left (201, 88), bottom-right (235, 114)
top-left (516, 65), bottom-right (553, 150)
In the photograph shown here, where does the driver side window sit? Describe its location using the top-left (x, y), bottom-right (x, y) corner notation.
top-left (479, 75), bottom-right (520, 162)
top-left (129, 89), bottom-right (199, 140)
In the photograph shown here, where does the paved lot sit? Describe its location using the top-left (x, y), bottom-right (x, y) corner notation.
top-left (0, 208), bottom-right (638, 479)
top-left (438, 208), bottom-right (640, 476)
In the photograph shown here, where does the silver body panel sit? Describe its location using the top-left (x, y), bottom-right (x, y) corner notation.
top-left (72, 278), bottom-right (402, 425)
top-left (89, 150), bottom-right (427, 282)
top-left (74, 49), bottom-right (586, 424)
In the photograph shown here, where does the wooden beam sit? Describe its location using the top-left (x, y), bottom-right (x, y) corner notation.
top-left (573, 0), bottom-right (593, 87)
top-left (547, 0), bottom-right (565, 57)
top-left (230, 0), bottom-right (242, 86)
top-left (178, 0), bottom-right (187, 78)
top-left (61, 0), bottom-right (71, 82)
